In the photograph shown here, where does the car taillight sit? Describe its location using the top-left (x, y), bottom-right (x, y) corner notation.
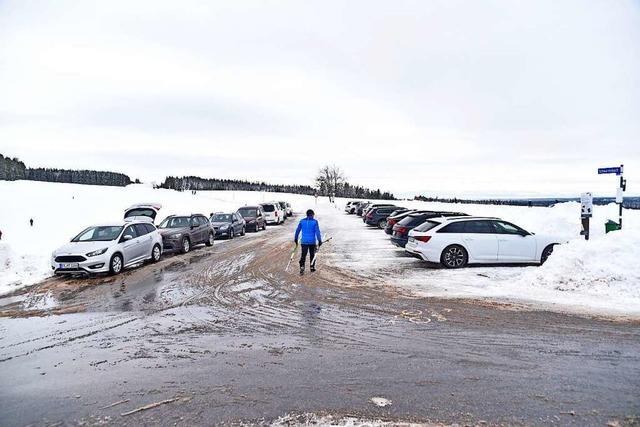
top-left (366, 213), bottom-right (373, 219)
top-left (415, 235), bottom-right (431, 243)
top-left (388, 219), bottom-right (397, 226)
top-left (397, 226), bottom-right (408, 234)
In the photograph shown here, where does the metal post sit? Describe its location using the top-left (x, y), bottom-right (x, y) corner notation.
top-left (619, 164), bottom-right (624, 229)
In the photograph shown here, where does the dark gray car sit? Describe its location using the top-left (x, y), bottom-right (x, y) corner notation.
top-left (157, 214), bottom-right (215, 253)
top-left (210, 212), bottom-right (246, 239)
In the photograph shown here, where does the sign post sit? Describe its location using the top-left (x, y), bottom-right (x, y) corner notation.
top-left (580, 192), bottom-right (593, 240)
top-left (598, 164), bottom-right (626, 230)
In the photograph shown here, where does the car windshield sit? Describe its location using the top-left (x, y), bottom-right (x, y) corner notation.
top-left (72, 226), bottom-right (123, 242)
top-left (238, 208), bottom-right (257, 217)
top-left (262, 205), bottom-right (275, 212)
top-left (158, 216), bottom-right (190, 228)
top-left (211, 214), bottom-right (232, 222)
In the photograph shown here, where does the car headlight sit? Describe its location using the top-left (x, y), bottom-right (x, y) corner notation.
top-left (220, 225), bottom-right (229, 230)
top-left (86, 248), bottom-right (108, 257)
top-left (247, 219), bottom-right (256, 223)
top-left (168, 233), bottom-right (182, 239)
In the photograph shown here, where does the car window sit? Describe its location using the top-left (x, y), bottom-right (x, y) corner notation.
top-left (212, 214), bottom-right (232, 222)
top-left (190, 217), bottom-right (200, 227)
top-left (465, 220), bottom-right (495, 234)
top-left (72, 226), bottom-right (123, 242)
top-left (144, 223), bottom-right (156, 234)
top-left (123, 225), bottom-right (138, 239)
top-left (413, 220), bottom-right (440, 232)
top-left (134, 224), bottom-right (149, 236)
top-left (492, 221), bottom-right (525, 235)
top-left (159, 216), bottom-right (190, 228)
top-left (438, 221), bottom-right (467, 233)
top-left (262, 204), bottom-right (275, 212)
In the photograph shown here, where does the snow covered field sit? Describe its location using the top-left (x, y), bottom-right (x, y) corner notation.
top-left (1, 180), bottom-right (639, 317)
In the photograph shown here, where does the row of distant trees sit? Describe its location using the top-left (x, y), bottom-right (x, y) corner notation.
top-left (414, 195), bottom-right (640, 209)
top-left (0, 154), bottom-right (132, 186)
top-left (159, 170), bottom-right (395, 200)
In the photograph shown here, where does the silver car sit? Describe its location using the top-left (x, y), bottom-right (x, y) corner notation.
top-left (51, 219), bottom-right (163, 276)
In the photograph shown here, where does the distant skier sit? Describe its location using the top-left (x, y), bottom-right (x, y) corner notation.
top-left (294, 209), bottom-right (322, 275)
top-left (29, 218), bottom-right (33, 227)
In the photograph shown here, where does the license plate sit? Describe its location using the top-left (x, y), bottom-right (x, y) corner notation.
top-left (59, 262), bottom-right (79, 269)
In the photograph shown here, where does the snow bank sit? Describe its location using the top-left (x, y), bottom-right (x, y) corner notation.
top-left (0, 180), bottom-right (314, 295)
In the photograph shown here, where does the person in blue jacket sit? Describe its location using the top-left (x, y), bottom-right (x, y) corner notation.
top-left (294, 209), bottom-right (322, 275)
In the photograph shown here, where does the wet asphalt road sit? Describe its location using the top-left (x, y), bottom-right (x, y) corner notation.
top-left (0, 213), bottom-right (639, 426)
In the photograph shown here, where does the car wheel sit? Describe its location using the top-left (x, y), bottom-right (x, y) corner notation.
top-left (378, 219), bottom-right (387, 229)
top-left (241, 227), bottom-right (246, 236)
top-left (109, 253), bottom-right (123, 275)
top-left (229, 229), bottom-right (234, 239)
top-left (151, 244), bottom-right (161, 263)
top-left (262, 222), bottom-right (267, 230)
top-left (205, 232), bottom-right (214, 247)
top-left (441, 245), bottom-right (468, 268)
top-left (541, 244), bottom-right (555, 264)
top-left (182, 237), bottom-right (191, 254)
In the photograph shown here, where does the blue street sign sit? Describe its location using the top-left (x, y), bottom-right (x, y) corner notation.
top-left (598, 167), bottom-right (622, 175)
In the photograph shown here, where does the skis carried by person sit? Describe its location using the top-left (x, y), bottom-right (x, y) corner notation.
top-left (310, 236), bottom-right (332, 271)
top-left (285, 243), bottom-right (298, 272)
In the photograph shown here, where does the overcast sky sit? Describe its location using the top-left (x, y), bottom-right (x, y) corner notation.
top-left (1, 0), bottom-right (639, 197)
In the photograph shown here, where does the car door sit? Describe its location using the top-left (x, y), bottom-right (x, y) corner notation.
top-left (460, 220), bottom-right (498, 262)
top-left (193, 216), bottom-right (205, 243)
top-left (120, 225), bottom-right (141, 264)
top-left (439, 221), bottom-right (497, 262)
top-left (233, 213), bottom-right (242, 233)
top-left (491, 220), bottom-right (537, 262)
top-left (134, 223), bottom-right (153, 258)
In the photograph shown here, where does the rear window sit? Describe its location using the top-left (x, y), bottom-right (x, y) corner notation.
top-left (413, 220), bottom-right (440, 232)
top-left (399, 215), bottom-right (428, 227)
top-left (438, 221), bottom-right (467, 233)
top-left (238, 208), bottom-right (257, 217)
top-left (262, 204), bottom-right (275, 212)
top-left (125, 208), bottom-right (156, 219)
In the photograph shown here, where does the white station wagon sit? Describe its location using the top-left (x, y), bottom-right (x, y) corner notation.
top-left (405, 216), bottom-right (560, 268)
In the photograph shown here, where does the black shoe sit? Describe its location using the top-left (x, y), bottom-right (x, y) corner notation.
top-left (310, 267), bottom-right (316, 273)
top-left (299, 267), bottom-right (304, 276)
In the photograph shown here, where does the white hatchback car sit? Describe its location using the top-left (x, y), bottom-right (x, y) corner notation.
top-left (51, 219), bottom-right (163, 276)
top-left (405, 216), bottom-right (559, 268)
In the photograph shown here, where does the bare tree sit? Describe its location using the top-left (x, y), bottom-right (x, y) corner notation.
top-left (316, 165), bottom-right (345, 199)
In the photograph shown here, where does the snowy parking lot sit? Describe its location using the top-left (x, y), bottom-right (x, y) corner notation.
top-left (2, 180), bottom-right (640, 318)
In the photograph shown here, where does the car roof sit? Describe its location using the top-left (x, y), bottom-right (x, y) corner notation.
top-left (439, 216), bottom-right (500, 222)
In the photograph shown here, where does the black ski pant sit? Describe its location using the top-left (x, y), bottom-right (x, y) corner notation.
top-left (299, 244), bottom-right (317, 268)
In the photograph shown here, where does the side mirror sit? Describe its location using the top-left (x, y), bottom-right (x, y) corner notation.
top-left (123, 235), bottom-right (133, 241)
top-left (519, 231), bottom-right (530, 237)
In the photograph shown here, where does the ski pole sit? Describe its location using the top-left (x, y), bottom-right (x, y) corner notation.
top-left (311, 237), bottom-right (332, 267)
top-left (285, 243), bottom-right (298, 271)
